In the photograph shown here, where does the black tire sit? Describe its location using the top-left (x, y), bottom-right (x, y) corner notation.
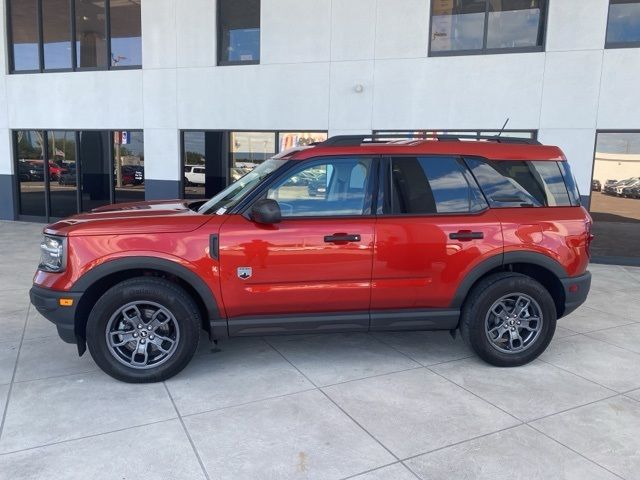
top-left (86, 277), bottom-right (201, 383)
top-left (460, 272), bottom-right (556, 367)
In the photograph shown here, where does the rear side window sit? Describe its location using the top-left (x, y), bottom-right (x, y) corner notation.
top-left (558, 161), bottom-right (581, 206)
top-left (465, 158), bottom-right (572, 207)
top-left (389, 156), bottom-right (487, 214)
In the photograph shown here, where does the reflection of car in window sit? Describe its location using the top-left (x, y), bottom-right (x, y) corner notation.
top-left (184, 165), bottom-right (206, 185)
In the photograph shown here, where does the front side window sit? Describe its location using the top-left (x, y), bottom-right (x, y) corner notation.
top-left (466, 158), bottom-right (572, 207)
top-left (388, 156), bottom-right (487, 214)
top-left (606, 0), bottom-right (640, 47)
top-left (218, 0), bottom-right (260, 65)
top-left (7, 0), bottom-right (142, 73)
top-left (267, 158), bottom-right (373, 217)
top-left (430, 0), bottom-right (546, 55)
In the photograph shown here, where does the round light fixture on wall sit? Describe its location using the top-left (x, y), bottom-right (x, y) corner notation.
top-left (354, 84), bottom-right (364, 93)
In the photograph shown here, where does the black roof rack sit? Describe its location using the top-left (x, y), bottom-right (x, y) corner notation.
top-left (318, 133), bottom-right (541, 147)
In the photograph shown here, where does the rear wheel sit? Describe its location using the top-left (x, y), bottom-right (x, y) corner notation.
top-left (86, 277), bottom-right (201, 382)
top-left (460, 272), bottom-right (556, 367)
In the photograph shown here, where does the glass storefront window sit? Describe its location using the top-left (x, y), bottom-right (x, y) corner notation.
top-left (606, 0), bottom-right (640, 47)
top-left (75, 0), bottom-right (108, 69)
top-left (230, 132), bottom-right (275, 181)
top-left (279, 132), bottom-right (328, 151)
top-left (48, 131), bottom-right (78, 218)
top-left (79, 130), bottom-right (111, 212)
top-left (218, 0), bottom-right (261, 64)
top-left (430, 0), bottom-right (546, 55)
top-left (114, 131), bottom-right (145, 204)
top-left (110, 0), bottom-right (142, 67)
top-left (15, 131), bottom-right (46, 217)
top-left (43, 0), bottom-right (73, 70)
top-left (590, 131), bottom-right (640, 259)
top-left (8, 0), bottom-right (40, 71)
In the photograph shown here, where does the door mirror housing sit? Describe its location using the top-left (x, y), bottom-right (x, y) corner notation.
top-left (251, 198), bottom-right (281, 224)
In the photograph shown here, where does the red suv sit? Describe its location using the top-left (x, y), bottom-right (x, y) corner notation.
top-left (30, 135), bottom-right (592, 382)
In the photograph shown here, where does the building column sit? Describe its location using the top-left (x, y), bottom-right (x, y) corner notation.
top-left (0, 129), bottom-right (16, 220)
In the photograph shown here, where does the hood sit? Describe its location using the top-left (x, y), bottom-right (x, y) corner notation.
top-left (45, 199), bottom-right (212, 236)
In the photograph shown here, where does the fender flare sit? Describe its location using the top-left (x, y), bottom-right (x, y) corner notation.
top-left (450, 251), bottom-right (568, 309)
top-left (73, 256), bottom-right (223, 329)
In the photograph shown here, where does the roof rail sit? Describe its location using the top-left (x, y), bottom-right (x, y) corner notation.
top-left (318, 133), bottom-right (541, 147)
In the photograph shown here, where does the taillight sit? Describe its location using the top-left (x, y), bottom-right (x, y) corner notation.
top-left (585, 219), bottom-right (594, 257)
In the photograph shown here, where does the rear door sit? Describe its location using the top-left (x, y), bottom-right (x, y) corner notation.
top-left (219, 156), bottom-right (377, 335)
top-left (371, 155), bottom-right (503, 330)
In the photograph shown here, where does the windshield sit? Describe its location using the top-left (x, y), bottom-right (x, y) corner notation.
top-left (197, 158), bottom-right (288, 214)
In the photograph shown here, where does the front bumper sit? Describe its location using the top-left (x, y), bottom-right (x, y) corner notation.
top-left (29, 285), bottom-right (83, 344)
top-left (561, 271), bottom-right (591, 317)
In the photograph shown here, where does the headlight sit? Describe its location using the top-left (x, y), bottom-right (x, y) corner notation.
top-left (39, 235), bottom-right (67, 272)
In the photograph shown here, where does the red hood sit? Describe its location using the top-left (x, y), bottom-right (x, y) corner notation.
top-left (45, 199), bottom-right (212, 236)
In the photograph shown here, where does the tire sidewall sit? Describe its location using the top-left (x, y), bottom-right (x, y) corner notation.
top-left (87, 279), bottom-right (200, 382)
top-left (463, 275), bottom-right (557, 367)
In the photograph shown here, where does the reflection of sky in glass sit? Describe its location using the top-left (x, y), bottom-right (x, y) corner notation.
top-left (184, 132), bottom-right (205, 156)
top-left (111, 37), bottom-right (142, 66)
top-left (487, 10), bottom-right (540, 48)
top-left (431, 13), bottom-right (484, 51)
top-left (228, 28), bottom-right (260, 61)
top-left (607, 3), bottom-right (640, 43)
top-left (596, 133), bottom-right (640, 155)
top-left (44, 42), bottom-right (71, 69)
top-left (418, 157), bottom-right (471, 212)
top-left (13, 44), bottom-right (39, 70)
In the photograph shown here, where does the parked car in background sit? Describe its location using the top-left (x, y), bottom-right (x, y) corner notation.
top-left (591, 179), bottom-right (601, 192)
top-left (621, 179), bottom-right (640, 197)
top-left (31, 134), bottom-right (592, 383)
top-left (58, 166), bottom-right (77, 186)
top-left (18, 161), bottom-right (45, 181)
top-left (48, 161), bottom-right (68, 180)
top-left (307, 179), bottom-right (327, 197)
top-left (613, 178), bottom-right (640, 196)
top-left (626, 185), bottom-right (640, 199)
top-left (184, 165), bottom-right (206, 185)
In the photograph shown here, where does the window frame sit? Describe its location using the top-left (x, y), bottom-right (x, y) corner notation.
top-left (427, 0), bottom-right (549, 57)
top-left (216, 0), bottom-right (261, 66)
top-left (378, 155), bottom-right (489, 217)
top-left (6, 0), bottom-right (142, 74)
top-left (604, 0), bottom-right (640, 49)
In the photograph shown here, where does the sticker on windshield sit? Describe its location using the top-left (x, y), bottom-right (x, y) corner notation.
top-left (215, 207), bottom-right (227, 215)
top-left (237, 267), bottom-right (252, 280)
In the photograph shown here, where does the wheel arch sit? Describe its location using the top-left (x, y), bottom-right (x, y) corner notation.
top-left (451, 251), bottom-right (568, 318)
top-left (72, 257), bottom-right (226, 354)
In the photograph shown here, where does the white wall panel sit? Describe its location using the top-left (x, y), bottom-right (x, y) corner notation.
top-left (331, 0), bottom-right (376, 61)
top-left (540, 51), bottom-right (602, 129)
top-left (372, 54), bottom-right (545, 130)
top-left (598, 49), bottom-right (640, 129)
top-left (6, 71), bottom-right (143, 129)
top-left (375, 0), bottom-right (429, 59)
top-left (329, 61), bottom-right (374, 131)
top-left (546, 0), bottom-right (609, 52)
top-left (177, 63), bottom-right (330, 130)
top-left (143, 69), bottom-right (177, 129)
top-left (176, 0), bottom-right (216, 68)
top-left (143, 129), bottom-right (181, 181)
top-left (141, 0), bottom-right (177, 69)
top-left (261, 0), bottom-right (331, 64)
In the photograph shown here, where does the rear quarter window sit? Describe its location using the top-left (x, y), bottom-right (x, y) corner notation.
top-left (465, 158), bottom-right (573, 208)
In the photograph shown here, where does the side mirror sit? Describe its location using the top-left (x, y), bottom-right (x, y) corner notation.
top-left (251, 198), bottom-right (281, 224)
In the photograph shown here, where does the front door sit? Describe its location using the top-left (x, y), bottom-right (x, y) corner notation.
top-left (219, 156), bottom-right (377, 335)
top-left (371, 155), bottom-right (503, 330)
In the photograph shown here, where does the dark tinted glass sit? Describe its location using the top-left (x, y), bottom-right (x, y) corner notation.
top-left (431, 0), bottom-right (486, 52)
top-left (79, 130), bottom-right (111, 211)
top-left (48, 131), bottom-right (78, 218)
top-left (16, 130), bottom-right (46, 217)
top-left (390, 156), bottom-right (486, 214)
top-left (110, 0), bottom-right (142, 66)
top-left (466, 158), bottom-right (571, 207)
top-left (75, 0), bottom-right (108, 68)
top-left (487, 0), bottom-right (543, 49)
top-left (114, 131), bottom-right (145, 204)
top-left (218, 0), bottom-right (260, 63)
top-left (558, 161), bottom-right (581, 206)
top-left (43, 0), bottom-right (72, 70)
top-left (606, 0), bottom-right (640, 45)
top-left (9, 0), bottom-right (39, 71)
top-left (267, 158), bottom-right (373, 217)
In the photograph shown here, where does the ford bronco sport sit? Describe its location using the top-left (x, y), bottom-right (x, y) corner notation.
top-left (30, 134), bottom-right (592, 383)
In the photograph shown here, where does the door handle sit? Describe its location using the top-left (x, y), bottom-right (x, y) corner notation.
top-left (324, 233), bottom-right (361, 243)
top-left (449, 230), bottom-right (484, 241)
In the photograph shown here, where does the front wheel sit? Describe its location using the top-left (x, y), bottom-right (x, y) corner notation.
top-left (460, 272), bottom-right (556, 367)
top-left (86, 277), bottom-right (201, 382)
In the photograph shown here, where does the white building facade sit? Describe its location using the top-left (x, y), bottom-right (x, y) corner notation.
top-left (1, 0), bottom-right (639, 222)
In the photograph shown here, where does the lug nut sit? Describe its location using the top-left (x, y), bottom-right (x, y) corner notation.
top-left (140, 339), bottom-right (146, 344)
top-left (133, 333), bottom-right (138, 338)
top-left (147, 326), bottom-right (152, 330)
top-left (517, 321), bottom-right (521, 325)
top-left (511, 327), bottom-right (516, 331)
top-left (149, 335), bottom-right (155, 340)
top-left (137, 324), bottom-right (142, 329)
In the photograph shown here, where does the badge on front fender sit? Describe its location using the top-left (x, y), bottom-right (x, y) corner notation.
top-left (237, 267), bottom-right (252, 280)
